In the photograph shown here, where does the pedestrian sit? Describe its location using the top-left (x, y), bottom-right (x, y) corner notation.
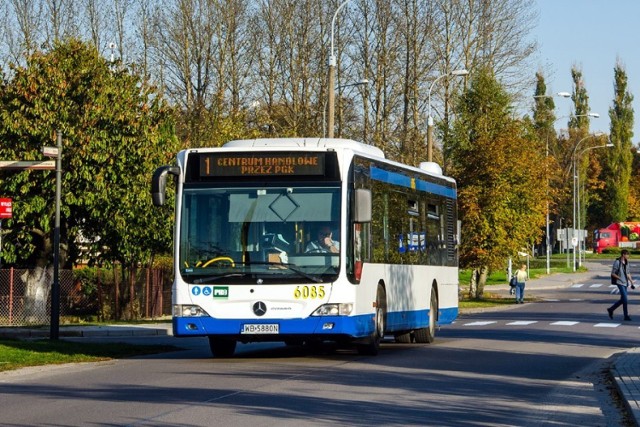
top-left (514, 263), bottom-right (527, 304)
top-left (607, 249), bottom-right (635, 321)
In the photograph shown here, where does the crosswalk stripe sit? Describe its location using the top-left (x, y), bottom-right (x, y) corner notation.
top-left (550, 321), bottom-right (579, 326)
top-left (571, 284), bottom-right (584, 288)
top-left (463, 321), bottom-right (497, 326)
top-left (594, 323), bottom-right (620, 328)
top-left (506, 321), bottom-right (537, 326)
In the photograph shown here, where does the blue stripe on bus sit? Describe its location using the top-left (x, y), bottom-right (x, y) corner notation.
top-left (173, 306), bottom-right (457, 338)
top-left (370, 166), bottom-right (456, 199)
top-left (386, 307), bottom-right (458, 330)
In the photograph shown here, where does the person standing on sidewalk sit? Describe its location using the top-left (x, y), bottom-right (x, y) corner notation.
top-left (607, 249), bottom-right (635, 321)
top-left (514, 263), bottom-right (528, 304)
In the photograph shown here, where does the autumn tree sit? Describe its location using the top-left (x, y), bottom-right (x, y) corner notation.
top-left (448, 68), bottom-right (547, 298)
top-left (531, 71), bottom-right (560, 253)
top-left (603, 61), bottom-right (634, 224)
top-left (628, 147), bottom-right (640, 220)
top-left (0, 38), bottom-right (179, 318)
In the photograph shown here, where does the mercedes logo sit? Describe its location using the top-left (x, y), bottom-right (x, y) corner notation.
top-left (253, 301), bottom-right (267, 316)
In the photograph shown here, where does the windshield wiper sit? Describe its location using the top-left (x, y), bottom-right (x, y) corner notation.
top-left (189, 261), bottom-right (323, 283)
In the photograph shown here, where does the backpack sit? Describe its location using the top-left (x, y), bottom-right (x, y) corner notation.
top-left (611, 257), bottom-right (625, 285)
top-left (509, 275), bottom-right (517, 287)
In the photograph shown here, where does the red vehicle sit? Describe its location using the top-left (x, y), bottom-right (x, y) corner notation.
top-left (594, 222), bottom-right (640, 253)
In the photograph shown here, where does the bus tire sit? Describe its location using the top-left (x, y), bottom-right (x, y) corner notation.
top-left (415, 289), bottom-right (438, 344)
top-left (208, 336), bottom-right (237, 358)
top-left (357, 284), bottom-right (386, 355)
top-left (394, 332), bottom-right (412, 343)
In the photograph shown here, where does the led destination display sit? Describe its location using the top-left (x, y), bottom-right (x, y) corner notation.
top-left (199, 153), bottom-right (326, 177)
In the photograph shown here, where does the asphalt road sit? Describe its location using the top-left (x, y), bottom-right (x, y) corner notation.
top-left (0, 261), bottom-right (637, 426)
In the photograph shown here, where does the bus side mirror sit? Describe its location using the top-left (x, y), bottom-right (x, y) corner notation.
top-left (354, 189), bottom-right (372, 223)
top-left (151, 166), bottom-right (180, 206)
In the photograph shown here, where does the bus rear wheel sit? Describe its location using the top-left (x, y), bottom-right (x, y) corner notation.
top-left (414, 290), bottom-right (438, 344)
top-left (394, 332), bottom-right (412, 343)
top-left (208, 336), bottom-right (237, 358)
top-left (357, 285), bottom-right (386, 355)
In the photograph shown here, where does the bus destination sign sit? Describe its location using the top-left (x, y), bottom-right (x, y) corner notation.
top-left (200, 153), bottom-right (325, 177)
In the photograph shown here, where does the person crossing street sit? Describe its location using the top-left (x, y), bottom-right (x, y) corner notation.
top-left (607, 249), bottom-right (635, 321)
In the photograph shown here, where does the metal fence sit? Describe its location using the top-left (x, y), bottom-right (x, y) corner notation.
top-left (0, 267), bottom-right (172, 326)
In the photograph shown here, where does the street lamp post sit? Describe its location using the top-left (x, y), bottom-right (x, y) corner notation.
top-left (426, 69), bottom-right (468, 162)
top-left (323, 79), bottom-right (369, 138)
top-left (576, 142), bottom-right (613, 267)
top-left (549, 112), bottom-right (599, 269)
top-left (572, 132), bottom-right (605, 271)
top-left (327, 0), bottom-right (351, 139)
top-left (534, 92), bottom-right (571, 274)
top-left (534, 92), bottom-right (572, 99)
top-left (42, 131), bottom-right (62, 340)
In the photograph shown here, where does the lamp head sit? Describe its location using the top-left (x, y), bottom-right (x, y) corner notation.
top-left (588, 112), bottom-right (600, 118)
top-left (557, 92), bottom-right (571, 98)
top-left (451, 69), bottom-right (469, 76)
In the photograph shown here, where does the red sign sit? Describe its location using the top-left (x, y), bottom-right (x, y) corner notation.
top-left (0, 198), bottom-right (12, 219)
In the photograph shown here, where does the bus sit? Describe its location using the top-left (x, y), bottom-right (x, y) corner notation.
top-left (151, 138), bottom-right (459, 357)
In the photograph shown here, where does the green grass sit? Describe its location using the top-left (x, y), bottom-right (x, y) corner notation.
top-left (457, 254), bottom-right (599, 309)
top-left (0, 339), bottom-right (179, 372)
top-left (459, 295), bottom-right (515, 309)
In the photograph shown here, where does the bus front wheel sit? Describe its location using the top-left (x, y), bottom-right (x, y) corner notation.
top-left (414, 290), bottom-right (438, 344)
top-left (357, 284), bottom-right (386, 355)
top-left (208, 336), bottom-right (237, 358)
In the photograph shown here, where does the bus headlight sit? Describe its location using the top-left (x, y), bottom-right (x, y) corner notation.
top-left (311, 303), bottom-right (353, 316)
top-left (173, 305), bottom-right (210, 317)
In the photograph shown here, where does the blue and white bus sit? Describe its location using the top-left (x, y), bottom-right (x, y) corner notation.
top-left (152, 138), bottom-right (458, 357)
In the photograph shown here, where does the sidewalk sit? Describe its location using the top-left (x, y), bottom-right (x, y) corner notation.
top-left (0, 322), bottom-right (172, 339)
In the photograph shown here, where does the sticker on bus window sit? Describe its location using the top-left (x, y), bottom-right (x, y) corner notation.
top-left (213, 286), bottom-right (229, 298)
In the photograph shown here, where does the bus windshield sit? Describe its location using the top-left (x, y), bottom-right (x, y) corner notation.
top-left (179, 185), bottom-right (341, 284)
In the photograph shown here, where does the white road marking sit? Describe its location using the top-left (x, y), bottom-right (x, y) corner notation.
top-left (571, 284), bottom-right (584, 288)
top-left (589, 284), bottom-right (603, 288)
top-left (506, 321), bottom-right (538, 326)
top-left (463, 321), bottom-right (497, 326)
top-left (594, 323), bottom-right (620, 328)
top-left (550, 321), bottom-right (579, 326)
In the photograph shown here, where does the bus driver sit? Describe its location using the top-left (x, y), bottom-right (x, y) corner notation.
top-left (306, 225), bottom-right (340, 253)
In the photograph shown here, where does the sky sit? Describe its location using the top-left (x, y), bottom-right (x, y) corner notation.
top-left (532, 0), bottom-right (640, 144)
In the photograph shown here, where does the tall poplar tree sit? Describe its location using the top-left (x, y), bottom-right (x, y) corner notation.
top-left (605, 62), bottom-right (634, 223)
top-left (569, 66), bottom-right (591, 132)
top-left (531, 71), bottom-right (560, 253)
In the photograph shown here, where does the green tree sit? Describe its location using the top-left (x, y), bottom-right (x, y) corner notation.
top-left (604, 61), bottom-right (634, 223)
top-left (448, 68), bottom-right (547, 297)
top-left (531, 71), bottom-right (561, 256)
top-left (628, 147), bottom-right (640, 221)
top-left (569, 66), bottom-right (591, 132)
top-left (0, 39), bottom-right (179, 318)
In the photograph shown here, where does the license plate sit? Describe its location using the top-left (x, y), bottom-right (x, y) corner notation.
top-left (241, 324), bottom-right (279, 334)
